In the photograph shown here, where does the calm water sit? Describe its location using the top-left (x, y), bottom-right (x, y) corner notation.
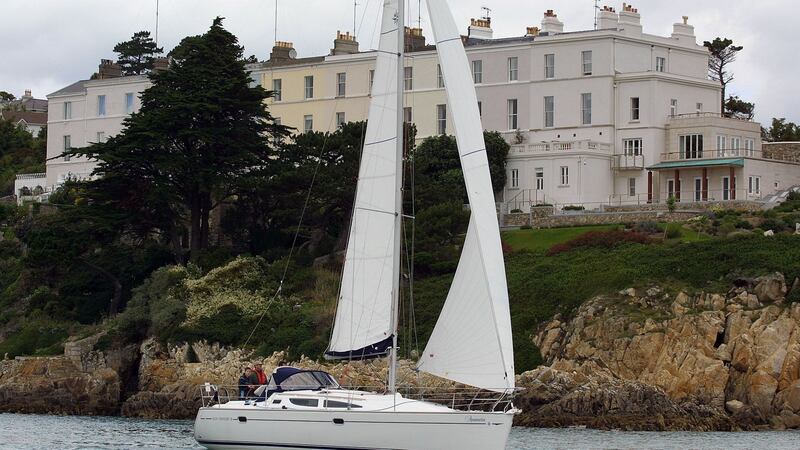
top-left (1, 413), bottom-right (799, 449)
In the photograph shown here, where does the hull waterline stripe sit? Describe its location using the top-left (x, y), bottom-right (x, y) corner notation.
top-left (203, 416), bottom-right (505, 426)
top-left (196, 439), bottom-right (393, 450)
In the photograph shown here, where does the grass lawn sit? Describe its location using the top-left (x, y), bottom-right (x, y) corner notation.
top-left (502, 224), bottom-right (621, 253)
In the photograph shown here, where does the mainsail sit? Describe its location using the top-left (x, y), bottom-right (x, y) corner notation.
top-left (417, 0), bottom-right (515, 392)
top-left (326, 0), bottom-right (401, 360)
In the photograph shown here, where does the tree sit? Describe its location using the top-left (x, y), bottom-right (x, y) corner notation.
top-left (703, 38), bottom-right (743, 115)
top-left (113, 31), bottom-right (164, 76)
top-left (763, 118), bottom-right (800, 142)
top-left (69, 18), bottom-right (288, 260)
top-left (0, 91), bottom-right (15, 102)
top-left (724, 96), bottom-right (755, 120)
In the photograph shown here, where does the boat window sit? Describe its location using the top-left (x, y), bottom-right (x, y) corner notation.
top-left (289, 398), bottom-right (319, 407)
top-left (272, 399), bottom-right (281, 404)
top-left (325, 400), bottom-right (362, 409)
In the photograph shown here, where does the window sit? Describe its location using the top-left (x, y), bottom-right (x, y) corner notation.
top-left (745, 138), bottom-right (755, 157)
top-left (437, 65), bottom-right (444, 88)
top-left (623, 138), bottom-right (643, 156)
top-left (507, 99), bottom-right (518, 130)
top-left (582, 51), bottom-right (592, 76)
top-left (535, 168), bottom-right (544, 190)
top-left (368, 70), bottom-right (375, 94)
top-left (722, 176), bottom-right (731, 201)
top-left (303, 115), bottom-right (313, 133)
top-left (124, 93), bottom-right (134, 114)
top-left (670, 99), bottom-right (678, 117)
top-left (289, 398), bottom-right (319, 407)
top-left (97, 95), bottom-right (106, 116)
top-left (628, 177), bottom-right (636, 196)
top-left (403, 107), bottom-right (412, 123)
top-left (272, 79), bottom-right (282, 101)
top-left (581, 93), bottom-right (592, 125)
top-left (404, 67), bottom-right (413, 91)
top-left (630, 97), bottom-right (640, 121)
top-left (748, 176), bottom-right (761, 195)
top-left (695, 178), bottom-right (703, 201)
top-left (656, 57), bottom-right (666, 72)
top-left (96, 131), bottom-right (105, 143)
top-left (273, 117), bottom-right (282, 145)
top-left (472, 60), bottom-right (483, 84)
top-left (304, 76), bottom-right (314, 99)
top-left (336, 112), bottom-right (346, 128)
top-left (696, 103), bottom-right (703, 114)
top-left (667, 179), bottom-right (676, 198)
top-left (731, 137), bottom-right (741, 156)
top-left (508, 57), bottom-right (518, 81)
top-left (560, 166), bottom-right (569, 186)
top-left (325, 400), bottom-right (362, 409)
top-left (544, 54), bottom-right (555, 79)
top-left (63, 135), bottom-right (71, 161)
top-left (63, 102), bottom-right (72, 120)
top-left (436, 104), bottom-right (447, 134)
top-left (511, 169), bottom-right (519, 188)
top-left (679, 134), bottom-right (704, 159)
top-left (336, 72), bottom-right (346, 97)
top-left (717, 135), bottom-right (727, 156)
top-left (477, 101), bottom-right (482, 117)
top-left (544, 96), bottom-right (554, 128)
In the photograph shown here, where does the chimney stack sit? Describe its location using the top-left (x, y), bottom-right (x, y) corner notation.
top-left (618, 3), bottom-right (642, 36)
top-left (468, 18), bottom-right (493, 39)
top-left (152, 57), bottom-right (171, 72)
top-left (97, 59), bottom-right (122, 79)
top-left (331, 31), bottom-right (359, 55)
top-left (597, 6), bottom-right (618, 30)
top-left (405, 27), bottom-right (426, 51)
top-left (525, 26), bottom-right (540, 37)
top-left (671, 15), bottom-right (696, 44)
top-left (540, 10), bottom-right (564, 34)
top-left (269, 41), bottom-right (297, 62)
top-left (22, 89), bottom-right (32, 99)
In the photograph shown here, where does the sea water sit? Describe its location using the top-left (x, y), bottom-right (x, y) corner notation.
top-left (1, 413), bottom-right (799, 449)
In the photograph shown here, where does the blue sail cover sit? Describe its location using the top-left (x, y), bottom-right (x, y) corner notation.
top-left (324, 335), bottom-right (393, 360)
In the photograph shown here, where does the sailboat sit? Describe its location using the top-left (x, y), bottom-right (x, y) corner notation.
top-left (193, 0), bottom-right (516, 448)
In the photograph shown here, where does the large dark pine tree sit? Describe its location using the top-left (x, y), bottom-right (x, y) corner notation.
top-left (68, 17), bottom-right (288, 260)
top-left (113, 31), bottom-right (164, 75)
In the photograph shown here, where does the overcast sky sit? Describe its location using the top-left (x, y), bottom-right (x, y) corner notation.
top-left (1, 0), bottom-right (796, 124)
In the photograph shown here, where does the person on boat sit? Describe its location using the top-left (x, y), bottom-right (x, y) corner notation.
top-left (253, 363), bottom-right (268, 385)
top-left (238, 368), bottom-right (255, 399)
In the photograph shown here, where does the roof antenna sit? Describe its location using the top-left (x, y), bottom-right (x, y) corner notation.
top-left (594, 0), bottom-right (600, 30)
top-left (353, 1), bottom-right (358, 36)
top-left (481, 6), bottom-right (491, 22)
top-left (155, 0), bottom-right (160, 46)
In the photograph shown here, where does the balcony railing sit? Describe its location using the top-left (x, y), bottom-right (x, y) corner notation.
top-left (614, 154), bottom-right (645, 170)
top-left (661, 148), bottom-right (762, 162)
top-left (15, 173), bottom-right (46, 181)
top-left (668, 112), bottom-right (753, 122)
top-left (510, 139), bottom-right (611, 156)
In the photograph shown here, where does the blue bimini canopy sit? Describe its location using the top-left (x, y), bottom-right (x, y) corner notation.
top-left (267, 367), bottom-right (340, 394)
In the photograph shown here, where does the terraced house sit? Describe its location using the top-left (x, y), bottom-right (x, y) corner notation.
top-left (28, 3), bottom-right (800, 209)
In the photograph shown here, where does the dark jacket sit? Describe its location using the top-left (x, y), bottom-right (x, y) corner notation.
top-left (249, 372), bottom-right (260, 385)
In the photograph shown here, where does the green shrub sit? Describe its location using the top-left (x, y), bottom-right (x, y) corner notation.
top-left (735, 219), bottom-right (753, 230)
top-left (0, 319), bottom-right (69, 358)
top-left (562, 205), bottom-right (585, 211)
top-left (760, 218), bottom-right (787, 232)
top-left (633, 221), bottom-right (660, 234)
top-left (510, 209), bottom-right (524, 214)
top-left (665, 226), bottom-right (682, 239)
top-left (547, 230), bottom-right (649, 256)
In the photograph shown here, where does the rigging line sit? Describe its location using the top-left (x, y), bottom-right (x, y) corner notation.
top-left (246, 72), bottom-right (352, 352)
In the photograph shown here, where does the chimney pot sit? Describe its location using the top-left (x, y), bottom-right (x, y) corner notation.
top-left (683, 16), bottom-right (689, 24)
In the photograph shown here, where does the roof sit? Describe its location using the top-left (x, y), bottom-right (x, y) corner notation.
top-left (647, 158), bottom-right (745, 170)
top-left (1, 110), bottom-right (47, 126)
top-left (48, 80), bottom-right (89, 97)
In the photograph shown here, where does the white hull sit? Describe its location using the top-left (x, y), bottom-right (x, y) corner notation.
top-left (195, 399), bottom-right (513, 450)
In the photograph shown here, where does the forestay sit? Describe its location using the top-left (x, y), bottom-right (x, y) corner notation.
top-left (326, 0), bottom-right (401, 360)
top-left (417, 0), bottom-right (515, 392)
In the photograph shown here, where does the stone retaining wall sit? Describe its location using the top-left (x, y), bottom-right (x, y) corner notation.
top-left (532, 210), bottom-right (701, 229)
top-left (604, 200), bottom-right (763, 213)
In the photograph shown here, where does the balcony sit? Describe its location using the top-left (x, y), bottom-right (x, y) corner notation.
top-left (509, 139), bottom-right (611, 156)
top-left (660, 148), bottom-right (762, 162)
top-left (613, 154), bottom-right (645, 170)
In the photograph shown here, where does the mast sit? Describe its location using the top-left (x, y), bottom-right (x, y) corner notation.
top-left (388, 0), bottom-right (405, 394)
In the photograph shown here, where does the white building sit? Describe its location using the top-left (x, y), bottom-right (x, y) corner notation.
top-left (45, 73), bottom-right (149, 188)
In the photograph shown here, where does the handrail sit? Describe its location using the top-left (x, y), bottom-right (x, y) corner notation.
top-left (198, 384), bottom-right (520, 413)
top-left (15, 173), bottom-right (46, 180)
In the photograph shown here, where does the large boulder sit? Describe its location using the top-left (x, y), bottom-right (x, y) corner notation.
top-left (753, 273), bottom-right (788, 304)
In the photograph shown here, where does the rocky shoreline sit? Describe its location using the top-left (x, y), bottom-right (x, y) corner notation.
top-left (2, 273), bottom-right (799, 431)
